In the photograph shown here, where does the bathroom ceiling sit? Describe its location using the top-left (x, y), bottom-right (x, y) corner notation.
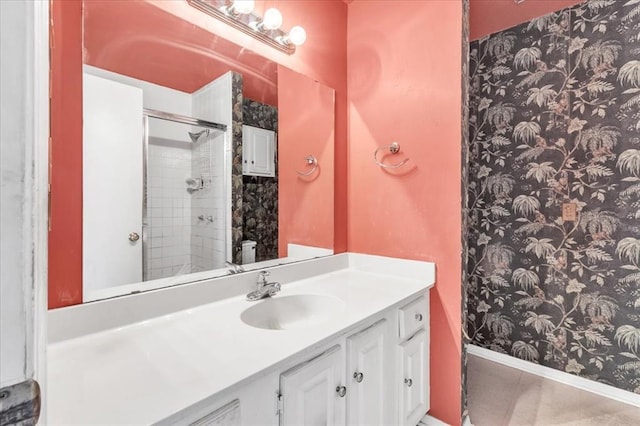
top-left (83, 0), bottom-right (278, 104)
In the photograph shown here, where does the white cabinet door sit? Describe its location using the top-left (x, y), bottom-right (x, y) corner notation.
top-left (83, 73), bottom-right (143, 296)
top-left (346, 320), bottom-right (389, 426)
top-left (398, 329), bottom-right (428, 426)
top-left (242, 125), bottom-right (275, 177)
top-left (280, 346), bottom-right (345, 426)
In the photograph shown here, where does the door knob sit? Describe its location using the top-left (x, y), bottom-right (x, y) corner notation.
top-left (415, 313), bottom-right (423, 321)
top-left (128, 232), bottom-right (140, 242)
top-left (336, 386), bottom-right (347, 397)
top-left (353, 372), bottom-right (364, 383)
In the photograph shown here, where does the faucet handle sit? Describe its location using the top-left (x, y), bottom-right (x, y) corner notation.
top-left (258, 271), bottom-right (270, 285)
top-left (267, 282), bottom-right (281, 296)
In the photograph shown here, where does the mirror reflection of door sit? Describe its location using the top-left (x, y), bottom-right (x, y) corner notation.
top-left (82, 72), bottom-right (143, 292)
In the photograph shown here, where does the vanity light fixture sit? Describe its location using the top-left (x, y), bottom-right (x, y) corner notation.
top-left (186, 0), bottom-right (306, 55)
top-left (220, 0), bottom-right (254, 16)
top-left (277, 26), bottom-right (307, 47)
top-left (258, 8), bottom-right (283, 31)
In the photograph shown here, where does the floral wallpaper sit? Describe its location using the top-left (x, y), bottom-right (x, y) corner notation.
top-left (231, 72), bottom-right (244, 265)
top-left (467, 0), bottom-right (640, 394)
top-left (461, 0), bottom-right (471, 423)
top-left (242, 99), bottom-right (279, 262)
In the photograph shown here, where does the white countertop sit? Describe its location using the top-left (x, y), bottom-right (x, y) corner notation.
top-left (48, 254), bottom-right (435, 425)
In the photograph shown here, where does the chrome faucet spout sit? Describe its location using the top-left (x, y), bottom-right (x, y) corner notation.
top-left (246, 271), bottom-right (281, 301)
top-left (225, 261), bottom-right (245, 274)
top-left (257, 270), bottom-right (270, 286)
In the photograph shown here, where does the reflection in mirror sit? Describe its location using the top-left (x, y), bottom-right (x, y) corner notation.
top-left (78, 1), bottom-right (334, 302)
top-left (144, 114), bottom-right (228, 281)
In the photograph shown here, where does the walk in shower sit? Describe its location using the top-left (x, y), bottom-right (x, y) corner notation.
top-left (143, 109), bottom-right (228, 281)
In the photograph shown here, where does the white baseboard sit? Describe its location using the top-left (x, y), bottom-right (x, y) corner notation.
top-left (419, 414), bottom-right (450, 426)
top-left (467, 344), bottom-right (640, 408)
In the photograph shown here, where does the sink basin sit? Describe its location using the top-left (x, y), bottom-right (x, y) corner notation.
top-left (240, 295), bottom-right (346, 330)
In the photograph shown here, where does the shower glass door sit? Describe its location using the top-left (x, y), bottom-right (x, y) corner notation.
top-left (143, 112), bottom-right (227, 281)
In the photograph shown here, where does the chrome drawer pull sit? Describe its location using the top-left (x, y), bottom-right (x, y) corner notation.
top-left (353, 372), bottom-right (364, 383)
top-left (336, 386), bottom-right (347, 397)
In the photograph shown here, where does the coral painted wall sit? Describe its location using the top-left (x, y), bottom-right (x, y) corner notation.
top-left (49, 0), bottom-right (83, 308)
top-left (48, 0), bottom-right (347, 308)
top-left (347, 1), bottom-right (463, 424)
top-left (278, 66), bottom-right (335, 257)
top-left (469, 0), bottom-right (584, 40)
top-left (84, 1), bottom-right (279, 106)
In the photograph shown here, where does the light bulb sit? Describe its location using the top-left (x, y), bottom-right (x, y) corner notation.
top-left (287, 26), bottom-right (306, 46)
top-left (262, 8), bottom-right (283, 30)
top-left (232, 0), bottom-right (254, 14)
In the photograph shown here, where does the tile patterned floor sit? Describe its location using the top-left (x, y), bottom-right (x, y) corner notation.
top-left (467, 354), bottom-right (640, 426)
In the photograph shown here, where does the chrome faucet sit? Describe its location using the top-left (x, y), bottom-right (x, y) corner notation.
top-left (225, 261), bottom-right (245, 275)
top-left (246, 271), bottom-right (281, 301)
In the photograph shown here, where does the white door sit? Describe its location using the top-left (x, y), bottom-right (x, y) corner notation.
top-left (0, 0), bottom-right (48, 422)
top-left (242, 125), bottom-right (275, 177)
top-left (346, 320), bottom-right (389, 426)
top-left (280, 346), bottom-right (345, 426)
top-left (83, 73), bottom-right (143, 296)
top-left (399, 329), bottom-right (428, 426)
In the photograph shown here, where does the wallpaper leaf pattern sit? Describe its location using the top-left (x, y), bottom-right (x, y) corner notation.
top-left (467, 0), bottom-right (640, 393)
top-left (461, 0), bottom-right (471, 422)
top-left (242, 99), bottom-right (279, 262)
top-left (231, 72), bottom-right (244, 265)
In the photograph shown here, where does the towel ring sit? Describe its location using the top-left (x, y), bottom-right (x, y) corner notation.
top-left (296, 155), bottom-right (319, 176)
top-left (374, 142), bottom-right (410, 169)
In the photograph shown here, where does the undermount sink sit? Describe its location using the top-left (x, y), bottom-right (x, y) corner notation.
top-left (240, 294), bottom-right (346, 330)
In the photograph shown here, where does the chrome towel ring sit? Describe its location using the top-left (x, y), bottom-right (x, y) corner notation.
top-left (374, 142), bottom-right (410, 169)
top-left (296, 155), bottom-right (319, 176)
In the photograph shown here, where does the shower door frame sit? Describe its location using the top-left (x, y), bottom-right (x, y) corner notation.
top-left (142, 108), bottom-right (227, 281)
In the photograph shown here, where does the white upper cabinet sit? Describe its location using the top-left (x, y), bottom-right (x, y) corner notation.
top-left (346, 320), bottom-right (390, 426)
top-left (242, 125), bottom-right (275, 177)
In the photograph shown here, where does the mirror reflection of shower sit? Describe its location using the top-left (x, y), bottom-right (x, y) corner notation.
top-left (188, 129), bottom-right (210, 143)
top-left (143, 111), bottom-right (227, 281)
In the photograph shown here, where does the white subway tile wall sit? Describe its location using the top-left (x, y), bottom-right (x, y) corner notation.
top-left (145, 140), bottom-right (193, 280)
top-left (190, 131), bottom-right (225, 272)
top-left (142, 74), bottom-right (230, 281)
top-left (192, 79), bottom-right (228, 271)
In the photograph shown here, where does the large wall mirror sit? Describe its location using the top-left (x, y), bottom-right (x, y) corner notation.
top-left (74, 1), bottom-right (335, 302)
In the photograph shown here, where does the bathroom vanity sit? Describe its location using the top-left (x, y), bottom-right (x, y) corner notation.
top-left (47, 254), bottom-right (435, 425)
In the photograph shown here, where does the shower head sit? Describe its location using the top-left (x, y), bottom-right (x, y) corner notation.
top-left (188, 129), bottom-right (210, 143)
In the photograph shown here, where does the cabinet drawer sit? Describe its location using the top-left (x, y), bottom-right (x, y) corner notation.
top-left (398, 296), bottom-right (427, 340)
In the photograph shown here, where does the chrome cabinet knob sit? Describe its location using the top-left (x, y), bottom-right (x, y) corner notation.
top-left (415, 313), bottom-right (423, 322)
top-left (336, 386), bottom-right (347, 397)
top-left (404, 378), bottom-right (413, 387)
top-left (353, 372), bottom-right (364, 383)
top-left (128, 232), bottom-right (140, 242)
